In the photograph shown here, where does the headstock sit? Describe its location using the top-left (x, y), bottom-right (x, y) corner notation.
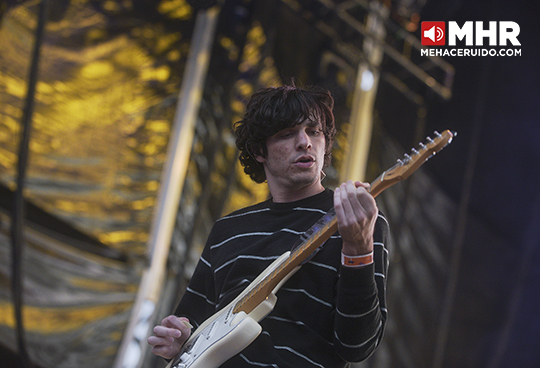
top-left (369, 130), bottom-right (455, 198)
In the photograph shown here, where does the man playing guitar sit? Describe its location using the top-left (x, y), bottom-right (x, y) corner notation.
top-left (147, 84), bottom-right (389, 368)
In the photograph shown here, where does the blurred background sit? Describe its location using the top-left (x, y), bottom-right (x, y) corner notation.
top-left (0, 0), bottom-right (538, 367)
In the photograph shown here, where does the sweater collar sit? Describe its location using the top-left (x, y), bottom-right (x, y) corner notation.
top-left (267, 188), bottom-right (332, 211)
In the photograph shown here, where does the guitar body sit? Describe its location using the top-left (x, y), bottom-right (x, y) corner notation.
top-left (166, 252), bottom-right (297, 368)
top-left (166, 308), bottom-right (260, 368)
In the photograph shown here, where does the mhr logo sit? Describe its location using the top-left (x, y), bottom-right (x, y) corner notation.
top-left (421, 21), bottom-right (521, 46)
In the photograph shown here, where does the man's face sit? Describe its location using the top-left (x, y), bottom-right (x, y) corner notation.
top-left (256, 119), bottom-right (326, 197)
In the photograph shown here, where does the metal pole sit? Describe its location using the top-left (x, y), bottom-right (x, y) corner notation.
top-left (340, 1), bottom-right (387, 182)
top-left (112, 7), bottom-right (220, 368)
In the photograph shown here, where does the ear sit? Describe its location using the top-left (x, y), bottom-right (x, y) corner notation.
top-left (247, 143), bottom-right (265, 164)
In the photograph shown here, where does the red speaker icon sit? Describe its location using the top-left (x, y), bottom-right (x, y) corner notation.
top-left (421, 22), bottom-right (446, 46)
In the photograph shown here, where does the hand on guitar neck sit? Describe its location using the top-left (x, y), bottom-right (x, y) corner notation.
top-left (334, 180), bottom-right (378, 257)
top-left (147, 315), bottom-right (193, 360)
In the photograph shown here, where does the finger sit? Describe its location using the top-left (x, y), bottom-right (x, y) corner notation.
top-left (147, 335), bottom-right (174, 347)
top-left (335, 183), bottom-right (354, 225)
top-left (344, 180), bottom-right (377, 217)
top-left (354, 181), bottom-right (370, 190)
top-left (153, 325), bottom-right (181, 339)
top-left (162, 315), bottom-right (184, 329)
top-left (162, 315), bottom-right (192, 335)
top-left (346, 180), bottom-right (368, 217)
top-left (340, 183), bottom-right (378, 230)
top-left (355, 185), bottom-right (378, 218)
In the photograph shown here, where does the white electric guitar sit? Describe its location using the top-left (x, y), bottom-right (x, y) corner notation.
top-left (166, 130), bottom-right (455, 368)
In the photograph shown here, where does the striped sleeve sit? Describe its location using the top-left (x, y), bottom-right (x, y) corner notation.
top-left (333, 214), bottom-right (389, 362)
top-left (174, 240), bottom-right (217, 328)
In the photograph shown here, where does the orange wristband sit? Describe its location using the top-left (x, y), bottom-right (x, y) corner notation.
top-left (341, 252), bottom-right (374, 267)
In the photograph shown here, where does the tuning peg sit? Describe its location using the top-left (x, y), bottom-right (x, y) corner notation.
top-left (411, 148), bottom-right (419, 155)
top-left (434, 130), bottom-right (442, 137)
top-left (418, 142), bottom-right (427, 150)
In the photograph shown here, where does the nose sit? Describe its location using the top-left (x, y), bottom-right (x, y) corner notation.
top-left (296, 130), bottom-right (312, 150)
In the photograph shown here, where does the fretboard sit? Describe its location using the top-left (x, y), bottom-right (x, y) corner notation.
top-left (232, 208), bottom-right (338, 315)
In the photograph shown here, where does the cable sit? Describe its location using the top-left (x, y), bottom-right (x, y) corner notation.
top-left (10, 1), bottom-right (49, 368)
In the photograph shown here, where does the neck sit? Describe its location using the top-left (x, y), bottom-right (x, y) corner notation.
top-left (269, 180), bottom-right (325, 203)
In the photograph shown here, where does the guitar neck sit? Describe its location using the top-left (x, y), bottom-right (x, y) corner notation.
top-left (233, 180), bottom-right (385, 315)
top-left (232, 130), bottom-right (454, 315)
top-left (232, 209), bottom-right (338, 315)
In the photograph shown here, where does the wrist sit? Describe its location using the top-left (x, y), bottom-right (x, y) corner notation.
top-left (341, 238), bottom-right (373, 256)
top-left (341, 251), bottom-right (374, 268)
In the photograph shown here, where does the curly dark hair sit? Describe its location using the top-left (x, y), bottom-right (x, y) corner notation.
top-left (234, 84), bottom-right (337, 183)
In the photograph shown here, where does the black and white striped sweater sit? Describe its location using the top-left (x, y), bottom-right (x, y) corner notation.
top-left (175, 189), bottom-right (389, 367)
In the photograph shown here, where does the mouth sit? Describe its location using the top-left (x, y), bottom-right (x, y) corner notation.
top-left (294, 155), bottom-right (315, 167)
top-left (295, 155), bottom-right (314, 163)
